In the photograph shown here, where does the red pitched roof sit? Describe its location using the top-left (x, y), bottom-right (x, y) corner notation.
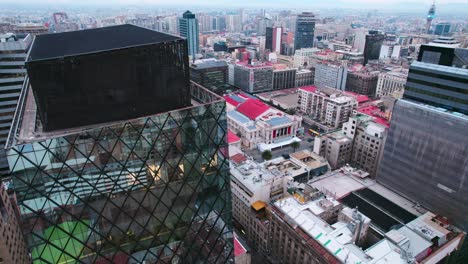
top-left (344, 91), bottom-right (370, 103)
top-left (234, 236), bottom-right (247, 257)
top-left (358, 105), bottom-right (390, 127)
top-left (299, 85), bottom-right (318, 93)
top-left (231, 153), bottom-right (247, 164)
top-left (228, 130), bottom-right (241, 144)
top-left (236, 98), bottom-right (270, 120)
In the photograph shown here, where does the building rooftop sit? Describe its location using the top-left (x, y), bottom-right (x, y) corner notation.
top-left (256, 88), bottom-right (299, 108)
top-left (344, 91), bottom-right (370, 104)
top-left (227, 110), bottom-right (251, 124)
top-left (228, 130), bottom-right (241, 144)
top-left (298, 85), bottom-right (317, 93)
top-left (274, 196), bottom-right (367, 264)
top-left (191, 59), bottom-right (228, 69)
top-left (236, 61), bottom-right (273, 69)
top-left (28, 24), bottom-right (181, 61)
top-left (296, 69), bottom-right (312, 74)
top-left (411, 61), bottom-right (468, 77)
top-left (236, 98), bottom-right (270, 120)
top-left (7, 81), bottom-right (223, 147)
top-left (263, 156), bottom-right (308, 180)
top-left (309, 168), bottom-right (371, 199)
top-left (264, 116), bottom-right (291, 126)
top-left (358, 105), bottom-right (390, 127)
top-left (234, 235), bottom-right (248, 257)
top-left (290, 150), bottom-right (329, 170)
top-left (0, 33), bottom-right (31, 51)
top-left (231, 153), bottom-right (248, 165)
top-left (274, 179), bottom-right (462, 264)
top-left (230, 158), bottom-right (277, 194)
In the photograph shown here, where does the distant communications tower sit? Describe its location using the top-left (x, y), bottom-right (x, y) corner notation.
top-left (425, 2), bottom-right (436, 34)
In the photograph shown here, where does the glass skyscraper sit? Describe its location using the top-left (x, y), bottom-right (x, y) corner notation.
top-left (6, 25), bottom-right (233, 264)
top-left (294, 12), bottom-right (316, 51)
top-left (377, 45), bottom-right (468, 231)
top-left (0, 33), bottom-right (32, 177)
top-left (6, 81), bottom-right (233, 264)
top-left (363, 30), bottom-right (385, 65)
top-left (404, 45), bottom-right (468, 114)
top-left (179, 11), bottom-right (200, 60)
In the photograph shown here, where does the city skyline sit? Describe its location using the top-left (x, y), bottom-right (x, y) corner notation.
top-left (1, 0), bottom-right (468, 11)
top-left (0, 1), bottom-right (467, 263)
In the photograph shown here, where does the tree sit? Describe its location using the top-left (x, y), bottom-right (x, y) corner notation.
top-left (262, 150), bottom-right (272, 161)
top-left (291, 141), bottom-right (300, 152)
top-left (287, 108), bottom-right (296, 115)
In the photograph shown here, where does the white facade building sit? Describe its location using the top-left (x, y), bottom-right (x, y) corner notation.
top-left (376, 70), bottom-right (408, 98)
top-left (225, 94), bottom-right (302, 150)
top-left (298, 86), bottom-right (357, 130)
top-left (314, 62), bottom-right (348, 90)
top-left (293, 48), bottom-right (320, 68)
top-left (342, 113), bottom-right (387, 176)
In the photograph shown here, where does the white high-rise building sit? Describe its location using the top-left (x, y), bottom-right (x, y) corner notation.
top-left (293, 48), bottom-right (320, 68)
top-left (198, 14), bottom-right (213, 32)
top-left (298, 86), bottom-right (357, 130)
top-left (226, 14), bottom-right (242, 32)
top-left (314, 62), bottom-right (348, 91)
top-left (179, 11), bottom-right (200, 59)
top-left (352, 28), bottom-right (367, 52)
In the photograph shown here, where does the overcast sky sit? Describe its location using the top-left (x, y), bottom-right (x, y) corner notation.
top-left (1, 0), bottom-right (467, 11)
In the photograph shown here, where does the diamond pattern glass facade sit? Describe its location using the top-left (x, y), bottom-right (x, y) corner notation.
top-left (6, 82), bottom-right (233, 263)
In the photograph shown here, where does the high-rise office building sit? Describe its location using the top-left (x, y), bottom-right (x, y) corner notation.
top-left (26, 25), bottom-right (191, 131)
top-left (295, 68), bottom-right (314, 87)
top-left (7, 25), bottom-right (233, 263)
top-left (265, 27), bottom-right (283, 53)
top-left (256, 17), bottom-right (272, 36)
top-left (0, 33), bottom-right (32, 177)
top-left (426, 2), bottom-right (436, 34)
top-left (179, 11), bottom-right (199, 59)
top-left (190, 59), bottom-right (229, 94)
top-left (377, 100), bottom-right (468, 231)
top-left (213, 16), bottom-right (226, 31)
top-left (345, 70), bottom-right (379, 97)
top-left (298, 86), bottom-right (357, 131)
top-left (234, 62), bottom-right (273, 93)
top-left (198, 14), bottom-right (213, 33)
top-left (363, 30), bottom-right (385, 65)
top-left (377, 45), bottom-right (468, 231)
top-left (434, 22), bottom-right (451, 36)
top-left (403, 45), bottom-right (468, 114)
top-left (294, 12), bottom-right (316, 51)
top-left (314, 62), bottom-right (348, 91)
top-left (272, 67), bottom-right (296, 90)
top-left (225, 15), bottom-right (242, 33)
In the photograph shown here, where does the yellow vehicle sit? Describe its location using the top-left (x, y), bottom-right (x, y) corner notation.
top-left (308, 129), bottom-right (321, 136)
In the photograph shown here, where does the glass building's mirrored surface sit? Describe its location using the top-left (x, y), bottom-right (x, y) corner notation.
top-left (7, 82), bottom-right (233, 263)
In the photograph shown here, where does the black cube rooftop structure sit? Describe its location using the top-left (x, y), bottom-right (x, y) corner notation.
top-left (26, 24), bottom-right (191, 131)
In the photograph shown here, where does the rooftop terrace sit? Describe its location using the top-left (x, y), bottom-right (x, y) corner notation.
top-left (7, 80), bottom-right (224, 148)
top-left (28, 24), bottom-right (181, 61)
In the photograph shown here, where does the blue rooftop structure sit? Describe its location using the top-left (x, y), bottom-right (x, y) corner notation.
top-left (265, 116), bottom-right (291, 126)
top-left (227, 111), bottom-right (250, 124)
top-left (230, 94), bottom-right (247, 103)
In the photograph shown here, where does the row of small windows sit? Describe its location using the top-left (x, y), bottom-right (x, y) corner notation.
top-left (410, 69), bottom-right (468, 84)
top-left (405, 85), bottom-right (468, 105)
top-left (407, 77), bottom-right (468, 95)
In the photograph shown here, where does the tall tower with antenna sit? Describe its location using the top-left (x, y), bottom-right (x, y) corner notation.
top-left (426, 2), bottom-right (436, 34)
